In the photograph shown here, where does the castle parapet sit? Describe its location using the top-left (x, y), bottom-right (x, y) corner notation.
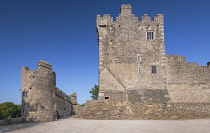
top-left (38, 60), bottom-right (52, 71)
top-left (55, 88), bottom-right (74, 103)
top-left (97, 4), bottom-right (164, 25)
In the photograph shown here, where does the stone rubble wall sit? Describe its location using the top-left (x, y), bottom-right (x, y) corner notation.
top-left (166, 55), bottom-right (210, 103)
top-left (2, 117), bottom-right (26, 125)
top-left (55, 88), bottom-right (73, 118)
top-left (82, 100), bottom-right (210, 120)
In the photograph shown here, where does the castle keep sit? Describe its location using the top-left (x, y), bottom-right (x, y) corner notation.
top-left (82, 5), bottom-right (210, 119)
top-left (97, 4), bottom-right (168, 102)
top-left (96, 5), bottom-right (210, 103)
top-left (22, 5), bottom-right (210, 121)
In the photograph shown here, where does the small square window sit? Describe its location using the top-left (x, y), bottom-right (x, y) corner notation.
top-left (152, 66), bottom-right (157, 74)
top-left (147, 32), bottom-right (154, 40)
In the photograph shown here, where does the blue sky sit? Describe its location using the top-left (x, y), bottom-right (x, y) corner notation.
top-left (0, 0), bottom-right (210, 105)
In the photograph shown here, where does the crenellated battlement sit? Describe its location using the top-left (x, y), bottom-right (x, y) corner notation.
top-left (97, 4), bottom-right (164, 27)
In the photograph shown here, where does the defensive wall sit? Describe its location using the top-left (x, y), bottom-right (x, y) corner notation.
top-left (166, 55), bottom-right (210, 103)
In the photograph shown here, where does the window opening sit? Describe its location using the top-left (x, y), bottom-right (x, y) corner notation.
top-left (138, 68), bottom-right (141, 75)
top-left (147, 32), bottom-right (154, 40)
top-left (137, 56), bottom-right (141, 62)
top-left (152, 66), bottom-right (157, 74)
top-left (105, 97), bottom-right (109, 99)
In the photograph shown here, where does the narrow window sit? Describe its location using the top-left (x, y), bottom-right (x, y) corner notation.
top-left (137, 55), bottom-right (141, 62)
top-left (105, 97), bottom-right (109, 99)
top-left (23, 92), bottom-right (28, 98)
top-left (151, 66), bottom-right (157, 74)
top-left (138, 68), bottom-right (141, 74)
top-left (25, 92), bottom-right (28, 98)
top-left (147, 32), bottom-right (154, 40)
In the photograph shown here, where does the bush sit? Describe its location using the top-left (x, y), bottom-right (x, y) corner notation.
top-left (0, 102), bottom-right (21, 120)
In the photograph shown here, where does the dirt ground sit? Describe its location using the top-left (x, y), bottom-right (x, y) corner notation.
top-left (1, 117), bottom-right (210, 133)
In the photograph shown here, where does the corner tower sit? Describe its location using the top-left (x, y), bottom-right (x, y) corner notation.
top-left (97, 5), bottom-right (169, 102)
top-left (22, 60), bottom-right (56, 122)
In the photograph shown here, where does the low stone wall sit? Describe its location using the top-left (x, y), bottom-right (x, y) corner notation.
top-left (83, 100), bottom-right (168, 120)
top-left (173, 103), bottom-right (210, 113)
top-left (3, 117), bottom-right (26, 125)
top-left (73, 105), bottom-right (85, 118)
top-left (82, 100), bottom-right (210, 120)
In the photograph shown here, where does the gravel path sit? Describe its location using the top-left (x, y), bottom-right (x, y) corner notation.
top-left (1, 117), bottom-right (210, 133)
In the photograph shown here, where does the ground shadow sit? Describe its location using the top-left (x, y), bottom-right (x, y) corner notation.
top-left (0, 122), bottom-right (42, 133)
top-left (0, 115), bottom-right (75, 133)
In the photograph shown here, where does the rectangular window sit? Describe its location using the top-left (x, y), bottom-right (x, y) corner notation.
top-left (147, 32), bottom-right (154, 40)
top-left (151, 66), bottom-right (157, 74)
top-left (137, 55), bottom-right (141, 62)
top-left (138, 68), bottom-right (141, 74)
top-left (23, 92), bottom-right (28, 98)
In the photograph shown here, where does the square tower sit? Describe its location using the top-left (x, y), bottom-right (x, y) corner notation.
top-left (97, 5), bottom-right (169, 102)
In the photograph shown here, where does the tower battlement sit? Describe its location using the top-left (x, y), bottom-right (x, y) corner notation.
top-left (38, 60), bottom-right (52, 71)
top-left (97, 4), bottom-right (164, 26)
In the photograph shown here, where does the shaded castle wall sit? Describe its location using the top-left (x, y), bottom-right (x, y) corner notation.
top-left (22, 61), bottom-right (56, 122)
top-left (55, 89), bottom-right (74, 117)
top-left (97, 5), bottom-right (169, 102)
top-left (166, 55), bottom-right (210, 103)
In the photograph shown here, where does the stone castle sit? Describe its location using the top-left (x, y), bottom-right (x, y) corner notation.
top-left (22, 5), bottom-right (210, 121)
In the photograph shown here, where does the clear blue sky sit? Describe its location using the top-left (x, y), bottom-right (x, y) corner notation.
top-left (0, 0), bottom-right (210, 105)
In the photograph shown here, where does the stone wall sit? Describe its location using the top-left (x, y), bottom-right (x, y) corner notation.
top-left (83, 89), bottom-right (171, 119)
top-left (83, 100), bottom-right (210, 120)
top-left (166, 55), bottom-right (210, 103)
top-left (3, 117), bottom-right (26, 125)
top-left (55, 89), bottom-right (73, 118)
